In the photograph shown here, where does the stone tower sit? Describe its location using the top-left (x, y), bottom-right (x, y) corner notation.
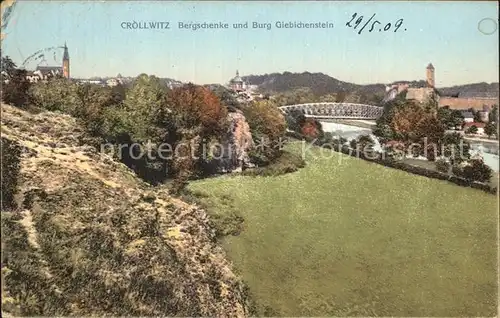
top-left (62, 42), bottom-right (70, 79)
top-left (426, 63), bottom-right (435, 88)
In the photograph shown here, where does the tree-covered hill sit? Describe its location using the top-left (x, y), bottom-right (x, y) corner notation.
top-left (241, 71), bottom-right (499, 99)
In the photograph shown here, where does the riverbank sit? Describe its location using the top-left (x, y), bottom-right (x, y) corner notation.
top-left (319, 121), bottom-right (499, 173)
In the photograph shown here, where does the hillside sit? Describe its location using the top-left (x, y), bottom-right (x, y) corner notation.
top-left (242, 72), bottom-right (359, 96)
top-left (242, 72), bottom-right (499, 99)
top-left (0, 104), bottom-right (250, 316)
top-left (437, 82), bottom-right (499, 98)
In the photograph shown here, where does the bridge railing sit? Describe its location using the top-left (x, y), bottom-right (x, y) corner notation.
top-left (278, 102), bottom-right (383, 119)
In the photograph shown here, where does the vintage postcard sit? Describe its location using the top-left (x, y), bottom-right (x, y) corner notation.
top-left (1, 0), bottom-right (498, 317)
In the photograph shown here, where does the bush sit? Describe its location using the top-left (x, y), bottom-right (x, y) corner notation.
top-left (1, 138), bottom-right (21, 210)
top-left (324, 141), bottom-right (496, 194)
top-left (285, 109), bottom-right (306, 133)
top-left (28, 78), bottom-right (78, 113)
top-left (242, 151), bottom-right (305, 177)
top-left (466, 125), bottom-right (478, 134)
top-left (460, 159), bottom-right (492, 183)
top-left (451, 164), bottom-right (463, 177)
top-left (2, 69), bottom-right (31, 108)
top-left (435, 158), bottom-right (450, 173)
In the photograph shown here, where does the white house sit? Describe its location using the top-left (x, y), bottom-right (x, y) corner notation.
top-left (461, 111), bottom-right (474, 123)
top-left (106, 78), bottom-right (119, 87)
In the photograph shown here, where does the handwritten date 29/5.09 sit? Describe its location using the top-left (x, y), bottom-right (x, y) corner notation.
top-left (346, 13), bottom-right (405, 35)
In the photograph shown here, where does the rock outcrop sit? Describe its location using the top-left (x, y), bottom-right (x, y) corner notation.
top-left (220, 110), bottom-right (254, 172)
top-left (0, 104), bottom-right (251, 317)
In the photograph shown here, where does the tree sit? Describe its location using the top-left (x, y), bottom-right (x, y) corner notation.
top-left (73, 84), bottom-right (118, 136)
top-left (489, 105), bottom-right (498, 123)
top-left (110, 83), bottom-right (127, 105)
top-left (300, 118), bottom-right (322, 139)
top-left (473, 110), bottom-right (482, 123)
top-left (0, 55), bottom-right (16, 78)
top-left (285, 109), bottom-right (306, 133)
top-left (211, 85), bottom-right (240, 110)
top-left (167, 83), bottom-right (228, 139)
top-left (318, 94), bottom-right (337, 102)
top-left (484, 122), bottom-right (497, 139)
top-left (466, 125), bottom-right (478, 134)
top-left (390, 102), bottom-right (445, 146)
top-left (373, 91), bottom-right (407, 141)
top-left (438, 106), bottom-right (464, 129)
top-left (122, 74), bottom-right (169, 143)
top-left (335, 90), bottom-right (346, 103)
top-left (273, 87), bottom-right (317, 105)
top-left (244, 100), bottom-right (286, 164)
top-left (29, 78), bottom-right (80, 113)
top-left (440, 132), bottom-right (470, 164)
top-left (1, 68), bottom-right (30, 108)
top-left (387, 101), bottom-right (448, 160)
top-left (166, 83), bottom-right (229, 181)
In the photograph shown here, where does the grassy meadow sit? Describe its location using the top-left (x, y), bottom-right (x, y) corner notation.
top-left (189, 142), bottom-right (498, 316)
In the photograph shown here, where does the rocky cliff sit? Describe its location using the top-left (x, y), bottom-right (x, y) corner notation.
top-left (217, 110), bottom-right (254, 173)
top-left (0, 104), bottom-right (251, 316)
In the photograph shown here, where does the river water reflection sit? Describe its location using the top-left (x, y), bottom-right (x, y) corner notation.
top-left (320, 121), bottom-right (499, 172)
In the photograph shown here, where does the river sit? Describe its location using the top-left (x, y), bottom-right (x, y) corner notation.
top-left (320, 121), bottom-right (499, 172)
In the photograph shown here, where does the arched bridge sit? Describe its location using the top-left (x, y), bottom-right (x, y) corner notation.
top-left (279, 102), bottom-right (383, 120)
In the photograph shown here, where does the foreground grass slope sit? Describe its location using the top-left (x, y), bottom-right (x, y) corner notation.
top-left (189, 142), bottom-right (498, 316)
top-left (0, 104), bottom-right (250, 316)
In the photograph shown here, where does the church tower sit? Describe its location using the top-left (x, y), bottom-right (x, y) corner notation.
top-left (426, 63), bottom-right (435, 88)
top-left (62, 42), bottom-right (70, 79)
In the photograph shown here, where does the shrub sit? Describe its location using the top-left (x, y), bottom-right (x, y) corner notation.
top-left (440, 132), bottom-right (471, 164)
top-left (435, 158), bottom-right (450, 173)
top-left (285, 109), bottom-right (306, 133)
top-left (322, 140), bottom-right (496, 194)
top-left (460, 159), bottom-right (492, 183)
top-left (28, 78), bottom-right (78, 113)
top-left (1, 69), bottom-right (31, 108)
top-left (356, 134), bottom-right (375, 154)
top-left (451, 164), bottom-right (463, 177)
top-left (349, 139), bottom-right (357, 150)
top-left (1, 138), bottom-right (21, 210)
top-left (242, 151), bottom-right (305, 177)
top-left (300, 118), bottom-right (324, 140)
top-left (466, 125), bottom-right (478, 134)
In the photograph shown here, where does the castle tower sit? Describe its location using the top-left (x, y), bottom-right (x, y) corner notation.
top-left (62, 42), bottom-right (70, 79)
top-left (426, 63), bottom-right (435, 88)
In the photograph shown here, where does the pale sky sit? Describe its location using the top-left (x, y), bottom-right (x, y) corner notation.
top-left (2, 1), bottom-right (498, 86)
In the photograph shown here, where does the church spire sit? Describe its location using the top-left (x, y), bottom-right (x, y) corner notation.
top-left (63, 42), bottom-right (69, 60)
top-left (62, 42), bottom-right (70, 79)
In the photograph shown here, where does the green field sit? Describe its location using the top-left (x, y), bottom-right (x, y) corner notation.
top-left (189, 142), bottom-right (498, 316)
